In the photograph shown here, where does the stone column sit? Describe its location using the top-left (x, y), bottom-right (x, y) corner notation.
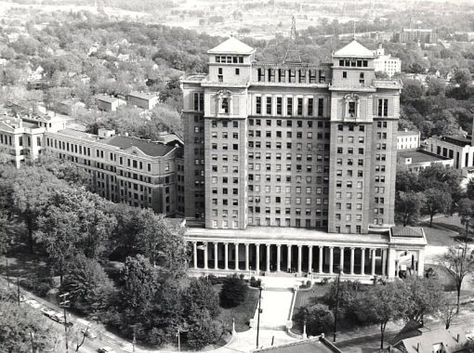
top-left (193, 242), bottom-right (198, 269)
top-left (319, 246), bottom-right (323, 273)
top-left (256, 244), bottom-right (260, 272)
top-left (361, 248), bottom-right (365, 275)
top-left (203, 242), bottom-right (208, 270)
top-left (371, 249), bottom-right (376, 276)
top-left (297, 245), bottom-right (302, 274)
top-left (287, 245), bottom-right (292, 272)
top-left (350, 247), bottom-right (355, 275)
top-left (382, 249), bottom-right (387, 276)
top-left (266, 244), bottom-right (271, 272)
top-left (329, 247), bottom-right (334, 274)
top-left (276, 245), bottom-right (281, 272)
top-left (235, 243), bottom-right (239, 271)
top-left (224, 243), bottom-right (229, 270)
top-left (214, 242), bottom-right (218, 269)
top-left (308, 246), bottom-right (313, 273)
top-left (339, 247), bottom-right (345, 273)
top-left (418, 249), bottom-right (425, 277)
top-left (245, 243), bottom-right (250, 271)
top-left (387, 248), bottom-right (396, 279)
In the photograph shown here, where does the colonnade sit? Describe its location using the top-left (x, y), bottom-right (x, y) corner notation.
top-left (189, 241), bottom-right (389, 277)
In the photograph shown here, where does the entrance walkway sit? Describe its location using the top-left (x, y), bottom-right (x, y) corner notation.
top-left (259, 288), bottom-right (293, 330)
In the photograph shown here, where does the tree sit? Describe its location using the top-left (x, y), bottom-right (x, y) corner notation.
top-left (0, 298), bottom-right (57, 353)
top-left (183, 278), bottom-right (220, 319)
top-left (116, 255), bottom-right (159, 335)
top-left (396, 192), bottom-right (425, 226)
top-left (354, 281), bottom-right (408, 350)
top-left (458, 198), bottom-right (474, 240)
top-left (403, 276), bottom-right (444, 325)
top-left (422, 188), bottom-right (452, 227)
top-left (440, 301), bottom-right (457, 329)
top-left (293, 304), bottom-right (335, 336)
top-left (466, 179), bottom-right (474, 200)
top-left (11, 167), bottom-right (65, 253)
top-left (219, 275), bottom-right (248, 308)
top-left (439, 245), bottom-right (474, 313)
top-left (60, 254), bottom-right (114, 316)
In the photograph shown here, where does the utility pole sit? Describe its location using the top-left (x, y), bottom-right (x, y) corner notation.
top-left (30, 331), bottom-right (35, 353)
top-left (59, 292), bottom-right (70, 353)
top-left (333, 270), bottom-right (342, 342)
top-left (176, 328), bottom-right (181, 352)
top-left (256, 286), bottom-right (263, 348)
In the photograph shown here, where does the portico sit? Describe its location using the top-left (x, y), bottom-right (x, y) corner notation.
top-left (185, 225), bottom-right (427, 280)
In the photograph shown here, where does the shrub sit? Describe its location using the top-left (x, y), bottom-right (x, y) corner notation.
top-left (219, 274), bottom-right (248, 308)
top-left (249, 276), bottom-right (261, 288)
top-left (20, 275), bottom-right (54, 298)
top-left (293, 304), bottom-right (335, 336)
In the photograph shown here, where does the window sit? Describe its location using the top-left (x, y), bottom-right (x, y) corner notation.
top-left (256, 97), bottom-right (261, 114)
top-left (221, 98), bottom-right (229, 114)
top-left (277, 97), bottom-right (282, 115)
top-left (235, 68), bottom-right (240, 75)
top-left (218, 67), bottom-right (223, 82)
top-left (348, 102), bottom-right (356, 117)
top-left (377, 98), bottom-right (389, 117)
top-left (297, 98), bottom-right (303, 115)
top-left (342, 71), bottom-right (347, 78)
top-left (287, 97), bottom-right (293, 116)
top-left (266, 97), bottom-right (272, 114)
top-left (318, 98), bottom-right (324, 117)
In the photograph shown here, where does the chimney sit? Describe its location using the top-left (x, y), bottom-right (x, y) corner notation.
top-left (456, 333), bottom-right (460, 342)
top-left (416, 342), bottom-right (420, 352)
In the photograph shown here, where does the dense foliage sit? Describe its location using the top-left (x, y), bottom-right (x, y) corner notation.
top-left (0, 162), bottom-right (230, 348)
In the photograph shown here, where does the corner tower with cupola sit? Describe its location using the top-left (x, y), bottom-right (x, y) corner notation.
top-left (328, 40), bottom-right (401, 234)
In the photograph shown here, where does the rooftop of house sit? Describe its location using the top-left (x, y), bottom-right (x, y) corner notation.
top-left (94, 95), bottom-right (121, 104)
top-left (55, 130), bottom-right (175, 157)
top-left (398, 130), bottom-right (420, 136)
top-left (333, 40), bottom-right (375, 58)
top-left (104, 135), bottom-right (175, 157)
top-left (393, 325), bottom-right (469, 353)
top-left (127, 91), bottom-right (158, 101)
top-left (397, 149), bottom-right (452, 163)
top-left (440, 135), bottom-right (473, 147)
top-left (254, 337), bottom-right (338, 353)
top-left (391, 226), bottom-right (424, 238)
top-left (208, 37), bottom-right (255, 55)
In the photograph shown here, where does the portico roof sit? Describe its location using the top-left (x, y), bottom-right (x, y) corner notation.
top-left (186, 226), bottom-right (390, 247)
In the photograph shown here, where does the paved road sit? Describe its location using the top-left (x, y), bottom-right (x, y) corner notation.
top-left (0, 276), bottom-right (128, 353)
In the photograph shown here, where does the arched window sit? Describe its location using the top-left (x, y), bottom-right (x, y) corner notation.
top-left (343, 93), bottom-right (360, 119)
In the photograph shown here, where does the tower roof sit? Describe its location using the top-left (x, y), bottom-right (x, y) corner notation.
top-left (207, 37), bottom-right (255, 55)
top-left (333, 40), bottom-right (374, 58)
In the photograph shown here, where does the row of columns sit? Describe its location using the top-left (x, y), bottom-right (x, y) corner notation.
top-left (191, 242), bottom-right (388, 276)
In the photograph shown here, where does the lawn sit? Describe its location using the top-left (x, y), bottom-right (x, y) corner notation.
top-left (293, 284), bottom-right (331, 312)
top-left (421, 214), bottom-right (469, 246)
top-left (215, 285), bottom-right (259, 332)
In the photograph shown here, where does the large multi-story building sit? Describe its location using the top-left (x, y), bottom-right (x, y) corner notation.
top-left (373, 44), bottom-right (401, 78)
top-left (0, 106), bottom-right (183, 216)
top-left (181, 37), bottom-right (426, 280)
top-left (396, 28), bottom-right (438, 44)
